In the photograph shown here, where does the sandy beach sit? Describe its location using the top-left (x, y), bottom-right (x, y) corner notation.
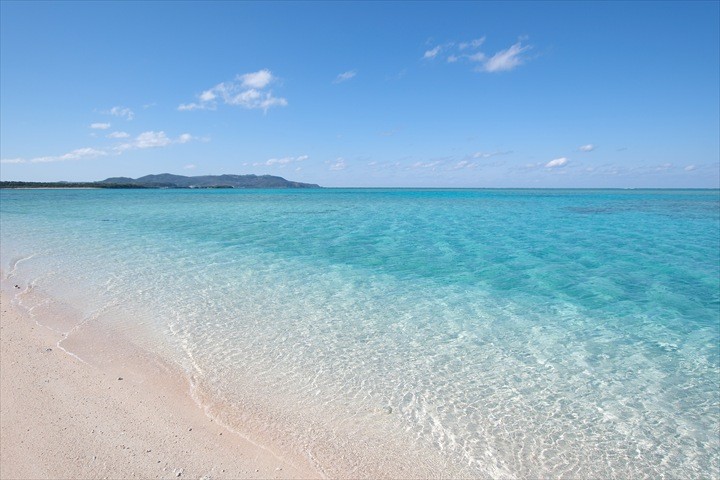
top-left (0, 281), bottom-right (319, 480)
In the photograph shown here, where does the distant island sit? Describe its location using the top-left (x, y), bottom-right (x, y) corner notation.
top-left (0, 173), bottom-right (321, 189)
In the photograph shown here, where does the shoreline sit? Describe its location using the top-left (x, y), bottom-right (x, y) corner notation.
top-left (0, 279), bottom-right (320, 480)
top-left (0, 263), bottom-right (474, 480)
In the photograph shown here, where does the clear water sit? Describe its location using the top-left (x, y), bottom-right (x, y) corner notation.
top-left (1, 188), bottom-right (718, 478)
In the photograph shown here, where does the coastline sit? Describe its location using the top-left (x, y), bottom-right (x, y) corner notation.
top-left (0, 280), bottom-right (320, 480)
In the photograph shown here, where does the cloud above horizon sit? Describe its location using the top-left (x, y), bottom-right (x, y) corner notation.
top-left (579, 144), bottom-right (595, 152)
top-left (107, 131), bottom-right (130, 139)
top-left (472, 150), bottom-right (512, 159)
top-left (253, 154), bottom-right (309, 167)
top-left (423, 46), bottom-right (442, 59)
top-left (115, 131), bottom-right (194, 152)
top-left (1, 128), bottom-right (196, 165)
top-left (1, 147), bottom-right (108, 164)
top-left (330, 157), bottom-right (347, 171)
top-left (481, 42), bottom-right (531, 72)
top-left (545, 157), bottom-right (568, 168)
top-left (90, 122), bottom-right (111, 130)
top-left (103, 106), bottom-right (134, 120)
top-left (333, 70), bottom-right (357, 83)
top-left (178, 69), bottom-right (288, 113)
top-left (424, 37), bottom-right (532, 73)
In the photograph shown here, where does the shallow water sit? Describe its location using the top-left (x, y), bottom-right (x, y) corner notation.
top-left (2, 188), bottom-right (718, 477)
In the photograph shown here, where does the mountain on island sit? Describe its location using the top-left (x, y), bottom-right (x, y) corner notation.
top-left (0, 174), bottom-right (321, 189)
top-left (99, 173), bottom-right (321, 189)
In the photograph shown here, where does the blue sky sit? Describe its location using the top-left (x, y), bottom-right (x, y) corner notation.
top-left (1, 1), bottom-right (718, 187)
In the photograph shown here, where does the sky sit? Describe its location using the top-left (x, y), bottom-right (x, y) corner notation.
top-left (1, 1), bottom-right (718, 188)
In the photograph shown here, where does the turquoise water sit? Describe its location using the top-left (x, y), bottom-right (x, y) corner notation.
top-left (1, 188), bottom-right (718, 477)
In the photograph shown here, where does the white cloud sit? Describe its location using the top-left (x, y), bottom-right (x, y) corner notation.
top-left (459, 37), bottom-right (486, 50)
top-left (423, 46), bottom-right (442, 59)
top-left (107, 131), bottom-right (130, 139)
top-left (90, 122), bottom-right (111, 130)
top-left (411, 161), bottom-right (440, 169)
top-left (452, 160), bottom-right (480, 170)
top-left (179, 70), bottom-right (287, 113)
top-left (183, 164), bottom-right (196, 170)
top-left (135, 131), bottom-right (171, 149)
top-left (472, 150), bottom-right (511, 159)
top-left (684, 165), bottom-right (696, 171)
top-left (467, 52), bottom-right (487, 62)
top-left (199, 90), bottom-right (216, 102)
top-left (177, 102), bottom-right (208, 111)
top-left (177, 133), bottom-right (193, 144)
top-left (3, 147), bottom-right (108, 164)
top-left (104, 106), bottom-right (134, 120)
top-left (426, 38), bottom-right (532, 73)
top-left (256, 154), bottom-right (309, 167)
top-left (545, 157), bottom-right (568, 168)
top-left (34, 147), bottom-right (107, 163)
top-left (116, 131), bottom-right (193, 151)
top-left (240, 69), bottom-right (273, 89)
top-left (333, 70), bottom-right (357, 84)
top-left (481, 41), bottom-right (531, 72)
top-left (330, 157), bottom-right (347, 170)
top-left (579, 144), bottom-right (595, 152)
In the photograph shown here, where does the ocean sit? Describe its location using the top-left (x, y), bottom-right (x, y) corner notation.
top-left (1, 188), bottom-right (718, 478)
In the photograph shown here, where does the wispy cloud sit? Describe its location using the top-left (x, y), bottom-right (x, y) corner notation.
top-left (104, 106), bottom-right (134, 120)
top-left (90, 122), bottom-right (111, 130)
top-left (459, 37), bottom-right (486, 50)
top-left (579, 144), bottom-right (595, 152)
top-left (177, 133), bottom-right (193, 144)
top-left (178, 69), bottom-right (287, 113)
top-left (545, 157), bottom-right (568, 168)
top-left (411, 161), bottom-right (441, 169)
top-left (423, 46), bottom-right (442, 59)
top-left (684, 165), bottom-right (696, 171)
top-left (481, 42), bottom-right (531, 72)
top-left (107, 131), bottom-right (130, 139)
top-left (424, 37), bottom-right (532, 73)
top-left (472, 150), bottom-right (512, 159)
top-left (254, 154), bottom-right (309, 167)
top-left (183, 164), bottom-right (196, 170)
top-left (452, 160), bottom-right (479, 170)
top-left (115, 131), bottom-right (194, 152)
top-left (333, 70), bottom-right (357, 84)
top-left (1, 147), bottom-right (107, 164)
top-left (330, 157), bottom-right (347, 171)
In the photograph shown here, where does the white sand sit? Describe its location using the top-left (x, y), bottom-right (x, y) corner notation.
top-left (0, 283), bottom-right (320, 479)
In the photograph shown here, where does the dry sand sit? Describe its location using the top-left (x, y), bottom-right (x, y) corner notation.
top-left (0, 283), bottom-right (320, 480)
